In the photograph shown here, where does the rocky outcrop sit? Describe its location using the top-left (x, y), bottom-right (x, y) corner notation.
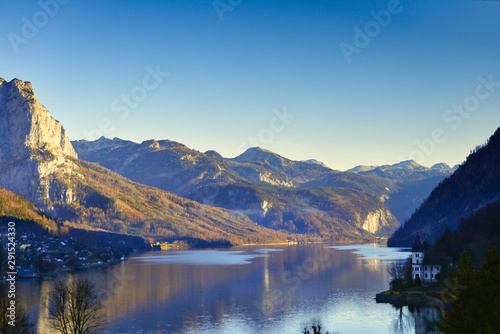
top-left (0, 78), bottom-right (77, 209)
top-left (359, 208), bottom-right (398, 236)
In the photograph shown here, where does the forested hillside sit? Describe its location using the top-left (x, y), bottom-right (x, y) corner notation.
top-left (389, 127), bottom-right (500, 246)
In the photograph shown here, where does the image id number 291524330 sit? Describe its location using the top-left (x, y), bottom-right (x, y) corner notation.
top-left (6, 221), bottom-right (17, 326)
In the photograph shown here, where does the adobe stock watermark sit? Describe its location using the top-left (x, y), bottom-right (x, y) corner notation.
top-left (400, 74), bottom-right (500, 165)
top-left (213, 0), bottom-right (243, 21)
top-left (5, 222), bottom-right (18, 327)
top-left (7, 0), bottom-right (71, 54)
top-left (82, 65), bottom-right (169, 140)
top-left (340, 0), bottom-right (410, 64)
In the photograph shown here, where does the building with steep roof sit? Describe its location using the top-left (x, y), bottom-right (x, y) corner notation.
top-left (411, 233), bottom-right (441, 282)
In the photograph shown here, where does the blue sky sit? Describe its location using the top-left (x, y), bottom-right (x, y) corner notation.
top-left (1, 0), bottom-right (499, 170)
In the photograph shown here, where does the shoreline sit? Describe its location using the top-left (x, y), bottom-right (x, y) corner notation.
top-left (375, 289), bottom-right (444, 307)
top-left (1, 253), bottom-right (138, 282)
top-left (5, 240), bottom-right (391, 281)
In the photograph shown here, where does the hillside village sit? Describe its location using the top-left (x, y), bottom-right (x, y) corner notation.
top-left (0, 224), bottom-right (150, 279)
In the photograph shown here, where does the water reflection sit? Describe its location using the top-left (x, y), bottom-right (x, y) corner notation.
top-left (390, 304), bottom-right (442, 334)
top-left (19, 244), bottom-right (440, 334)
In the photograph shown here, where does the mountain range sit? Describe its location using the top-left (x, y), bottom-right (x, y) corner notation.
top-left (0, 78), bottom-right (287, 244)
top-left (73, 136), bottom-right (456, 234)
top-left (72, 138), bottom-right (399, 238)
top-left (0, 77), bottom-right (460, 244)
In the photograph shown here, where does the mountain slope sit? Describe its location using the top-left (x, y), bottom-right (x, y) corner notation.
top-left (432, 200), bottom-right (500, 263)
top-left (0, 78), bottom-right (288, 244)
top-left (348, 160), bottom-right (457, 224)
top-left (73, 139), bottom-right (401, 238)
top-left (0, 186), bottom-right (58, 232)
top-left (228, 147), bottom-right (334, 186)
top-left (52, 159), bottom-right (288, 243)
top-left (388, 127), bottom-right (500, 246)
top-left (185, 182), bottom-right (398, 238)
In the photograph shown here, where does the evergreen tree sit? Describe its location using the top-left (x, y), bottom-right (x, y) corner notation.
top-left (439, 247), bottom-right (500, 333)
top-left (474, 246), bottom-right (500, 332)
top-left (435, 256), bottom-right (451, 283)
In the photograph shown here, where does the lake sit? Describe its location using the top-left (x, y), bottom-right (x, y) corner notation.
top-left (19, 244), bottom-right (442, 334)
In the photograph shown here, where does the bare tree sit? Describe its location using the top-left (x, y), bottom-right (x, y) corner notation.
top-left (301, 319), bottom-right (339, 334)
top-left (388, 258), bottom-right (409, 291)
top-left (48, 277), bottom-right (107, 334)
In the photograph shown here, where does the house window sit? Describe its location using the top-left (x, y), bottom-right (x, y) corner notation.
top-left (416, 260), bottom-right (419, 264)
top-left (425, 274), bottom-right (428, 278)
top-left (416, 254), bottom-right (419, 257)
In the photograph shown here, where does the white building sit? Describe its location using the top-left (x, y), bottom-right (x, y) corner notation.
top-left (411, 234), bottom-right (441, 283)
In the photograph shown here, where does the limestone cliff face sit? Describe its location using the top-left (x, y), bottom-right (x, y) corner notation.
top-left (359, 208), bottom-right (399, 236)
top-left (0, 78), bottom-right (78, 209)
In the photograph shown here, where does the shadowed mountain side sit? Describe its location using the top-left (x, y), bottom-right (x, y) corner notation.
top-left (432, 200), bottom-right (500, 263)
top-left (388, 127), bottom-right (500, 246)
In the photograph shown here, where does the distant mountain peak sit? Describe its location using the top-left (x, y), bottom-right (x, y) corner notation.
top-left (205, 150), bottom-right (223, 159)
top-left (304, 159), bottom-right (328, 168)
top-left (142, 139), bottom-right (160, 150)
top-left (391, 160), bottom-right (423, 169)
top-left (430, 163), bottom-right (451, 170)
top-left (72, 136), bottom-right (133, 153)
top-left (347, 165), bottom-right (378, 173)
top-left (233, 147), bottom-right (287, 164)
top-left (245, 146), bottom-right (273, 154)
top-left (349, 160), bottom-right (442, 173)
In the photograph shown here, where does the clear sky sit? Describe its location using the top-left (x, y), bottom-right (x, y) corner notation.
top-left (1, 0), bottom-right (499, 170)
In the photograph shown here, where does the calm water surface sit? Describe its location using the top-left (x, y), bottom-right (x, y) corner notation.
top-left (20, 244), bottom-right (442, 334)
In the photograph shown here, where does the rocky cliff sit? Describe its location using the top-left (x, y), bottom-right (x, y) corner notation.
top-left (0, 78), bottom-right (78, 210)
